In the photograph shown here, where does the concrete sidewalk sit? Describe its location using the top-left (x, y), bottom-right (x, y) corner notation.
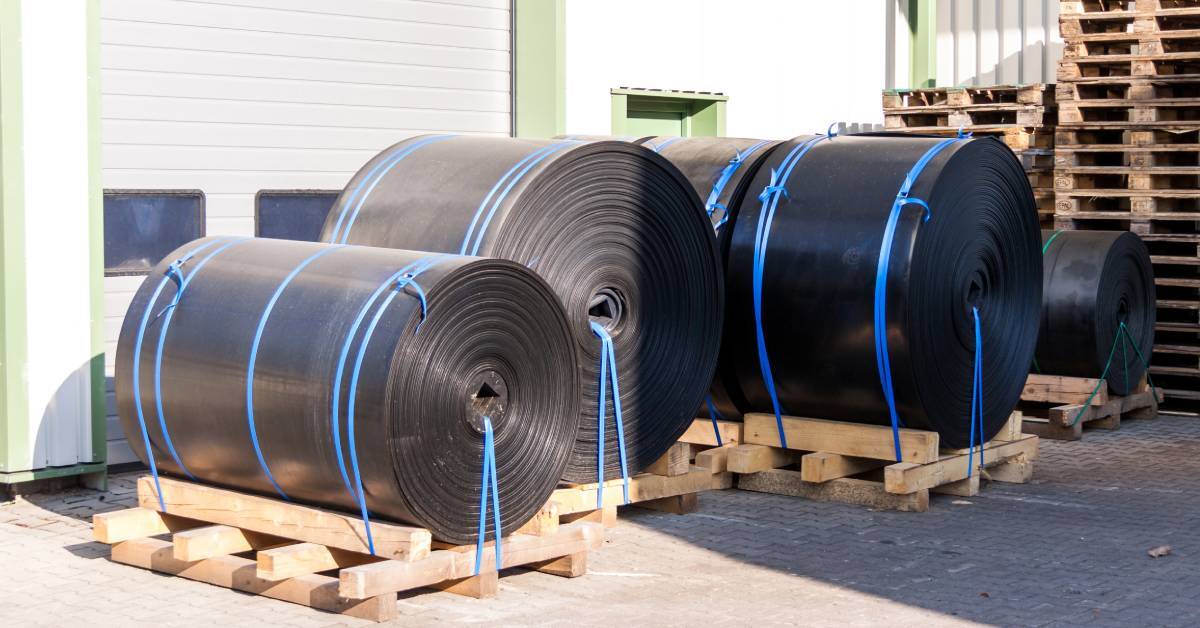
top-left (2, 415), bottom-right (1198, 627)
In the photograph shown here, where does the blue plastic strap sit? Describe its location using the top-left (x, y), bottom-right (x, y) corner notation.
top-left (474, 416), bottom-right (502, 576)
top-left (704, 140), bottom-right (771, 232)
top-left (152, 237), bottom-right (250, 480)
top-left (131, 238), bottom-right (228, 511)
top-left (751, 134), bottom-right (831, 450)
top-left (327, 134), bottom-right (456, 244)
top-left (247, 245), bottom-right (345, 500)
top-left (460, 140), bottom-right (579, 256)
top-left (967, 306), bottom-right (985, 476)
top-left (705, 395), bottom-right (724, 447)
top-left (338, 255), bottom-right (446, 555)
top-left (591, 322), bottom-right (630, 509)
top-left (648, 137), bottom-right (682, 153)
top-left (873, 136), bottom-right (967, 462)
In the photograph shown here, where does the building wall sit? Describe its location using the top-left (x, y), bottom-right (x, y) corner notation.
top-left (100, 0), bottom-right (513, 464)
top-left (563, 0), bottom-right (890, 139)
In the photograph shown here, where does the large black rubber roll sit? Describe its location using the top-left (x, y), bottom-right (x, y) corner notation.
top-left (115, 237), bottom-right (579, 544)
top-left (318, 135), bottom-right (723, 482)
top-left (726, 134), bottom-right (1042, 448)
top-left (1035, 229), bottom-right (1155, 395)
top-left (637, 136), bottom-right (781, 418)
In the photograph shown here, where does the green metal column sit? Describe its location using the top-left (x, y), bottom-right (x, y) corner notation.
top-left (513, 0), bottom-right (565, 138)
top-left (910, 0), bottom-right (937, 89)
top-left (0, 0), bottom-right (30, 474)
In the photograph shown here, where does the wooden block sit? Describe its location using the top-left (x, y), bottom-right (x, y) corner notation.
top-left (679, 418), bottom-right (742, 447)
top-left (530, 551), bottom-right (587, 578)
top-left (339, 521), bottom-right (603, 599)
top-left (694, 444), bottom-right (733, 473)
top-left (550, 467), bottom-right (732, 516)
top-left (561, 505), bottom-right (617, 528)
top-left (630, 493), bottom-right (698, 515)
top-left (800, 453), bottom-right (885, 483)
top-left (645, 442), bottom-right (691, 477)
top-left (883, 436), bottom-right (1039, 494)
top-left (931, 473), bottom-right (979, 497)
top-left (1022, 374), bottom-right (1107, 405)
top-left (173, 525), bottom-right (283, 562)
top-left (738, 469), bottom-right (929, 512)
top-left (257, 542), bottom-right (379, 581)
top-left (987, 456), bottom-right (1034, 484)
top-left (93, 508), bottom-right (200, 544)
top-left (111, 537), bottom-right (395, 621)
top-left (430, 571), bottom-right (498, 599)
top-left (137, 476), bottom-right (431, 561)
top-left (1022, 418), bottom-right (1083, 441)
top-left (514, 502), bottom-right (559, 537)
top-left (1091, 413), bottom-right (1121, 430)
top-left (943, 411), bottom-right (1024, 454)
top-left (727, 444), bottom-right (799, 474)
top-left (743, 414), bottom-right (940, 463)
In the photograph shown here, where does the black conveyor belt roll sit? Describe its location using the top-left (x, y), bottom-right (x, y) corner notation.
top-left (639, 136), bottom-right (782, 419)
top-left (725, 134), bottom-right (1042, 448)
top-left (318, 135), bottom-right (723, 482)
top-left (1035, 229), bottom-right (1155, 395)
top-left (116, 237), bottom-right (579, 544)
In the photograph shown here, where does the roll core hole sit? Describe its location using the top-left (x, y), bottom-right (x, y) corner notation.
top-left (966, 276), bottom-right (984, 310)
top-left (588, 287), bottom-right (624, 331)
top-left (466, 372), bottom-right (507, 433)
top-left (1117, 298), bottom-right (1129, 323)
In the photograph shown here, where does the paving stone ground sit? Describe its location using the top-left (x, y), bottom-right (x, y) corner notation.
top-left (1, 415), bottom-right (1198, 627)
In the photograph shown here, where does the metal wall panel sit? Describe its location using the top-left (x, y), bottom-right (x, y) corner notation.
top-left (939, 0), bottom-right (1062, 86)
top-left (100, 0), bottom-right (512, 464)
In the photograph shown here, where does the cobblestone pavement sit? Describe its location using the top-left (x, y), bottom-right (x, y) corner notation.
top-left (1, 415), bottom-right (1197, 627)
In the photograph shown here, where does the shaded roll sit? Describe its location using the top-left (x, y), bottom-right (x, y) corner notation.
top-left (1035, 230), bottom-right (1155, 395)
top-left (115, 237), bottom-right (579, 544)
top-left (725, 134), bottom-right (1042, 448)
top-left (638, 136), bottom-right (781, 419)
top-left (319, 135), bottom-right (723, 482)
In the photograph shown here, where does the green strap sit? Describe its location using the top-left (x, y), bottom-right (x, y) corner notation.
top-left (1042, 229), bottom-right (1063, 255)
top-left (1070, 322), bottom-right (1159, 426)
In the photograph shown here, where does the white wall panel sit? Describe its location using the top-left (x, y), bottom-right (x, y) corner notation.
top-left (101, 0), bottom-right (511, 464)
top-left (935, 0), bottom-right (1061, 87)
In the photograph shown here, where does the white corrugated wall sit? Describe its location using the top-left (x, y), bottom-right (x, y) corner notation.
top-left (888, 0), bottom-right (1063, 88)
top-left (101, 0), bottom-right (512, 464)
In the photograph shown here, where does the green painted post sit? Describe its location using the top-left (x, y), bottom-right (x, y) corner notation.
top-left (0, 0), bottom-right (30, 474)
top-left (910, 0), bottom-right (937, 89)
top-left (513, 0), bottom-right (565, 138)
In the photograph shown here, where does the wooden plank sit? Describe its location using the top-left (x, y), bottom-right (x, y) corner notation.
top-left (694, 444), bottom-right (733, 473)
top-left (514, 502), bottom-right (559, 537)
top-left (110, 537), bottom-right (395, 621)
top-left (431, 571), bottom-right (498, 599)
top-left (560, 505), bottom-right (618, 529)
top-left (644, 442), bottom-right (691, 477)
top-left (800, 453), bottom-right (885, 483)
top-left (257, 542), bottom-right (379, 581)
top-left (137, 476), bottom-right (431, 561)
top-left (173, 525), bottom-right (283, 562)
top-left (883, 436), bottom-right (1039, 494)
top-left (530, 551), bottom-right (587, 578)
top-left (944, 412), bottom-right (1024, 454)
top-left (678, 418), bottom-right (742, 447)
top-left (339, 521), bottom-right (603, 599)
top-left (931, 474), bottom-right (980, 497)
top-left (630, 493), bottom-right (698, 515)
top-left (727, 444), bottom-right (800, 474)
top-left (93, 508), bottom-right (200, 544)
top-left (1023, 374), bottom-right (1107, 405)
top-left (550, 467), bottom-right (732, 516)
top-left (987, 456), bottom-right (1035, 484)
top-left (738, 469), bottom-right (930, 512)
top-left (1022, 417), bottom-right (1083, 441)
top-left (743, 413), bottom-right (940, 463)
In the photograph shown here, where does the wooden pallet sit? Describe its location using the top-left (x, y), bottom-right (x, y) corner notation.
top-left (1059, 51), bottom-right (1200, 80)
top-left (884, 106), bottom-right (1051, 130)
top-left (93, 476), bottom-right (605, 622)
top-left (883, 84), bottom-right (1052, 109)
top-left (1020, 374), bottom-right (1162, 440)
top-left (1059, 99), bottom-right (1200, 125)
top-left (702, 412), bottom-right (1035, 512)
top-left (1057, 77), bottom-right (1200, 102)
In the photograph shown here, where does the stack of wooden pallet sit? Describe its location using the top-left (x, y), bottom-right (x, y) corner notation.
top-left (882, 84), bottom-right (1057, 227)
top-left (1054, 0), bottom-right (1200, 411)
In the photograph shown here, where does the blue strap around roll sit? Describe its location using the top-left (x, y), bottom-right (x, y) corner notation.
top-left (460, 140), bottom-right (579, 256)
top-left (705, 140), bottom-right (770, 232)
top-left (338, 254), bottom-right (446, 555)
top-left (591, 322), bottom-right (630, 509)
top-left (327, 134), bottom-right (456, 244)
top-left (132, 238), bottom-right (228, 511)
top-left (474, 416), bottom-right (502, 576)
top-left (647, 137), bottom-right (682, 153)
top-left (152, 237), bottom-right (250, 480)
top-left (967, 306), bottom-right (985, 476)
top-left (705, 395), bottom-right (724, 447)
top-left (752, 133), bottom-right (832, 450)
top-left (246, 245), bottom-right (345, 500)
top-left (873, 136), bottom-right (968, 462)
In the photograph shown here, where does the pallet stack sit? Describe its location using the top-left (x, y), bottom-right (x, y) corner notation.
top-left (882, 84), bottom-right (1058, 227)
top-left (1054, 0), bottom-right (1200, 412)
